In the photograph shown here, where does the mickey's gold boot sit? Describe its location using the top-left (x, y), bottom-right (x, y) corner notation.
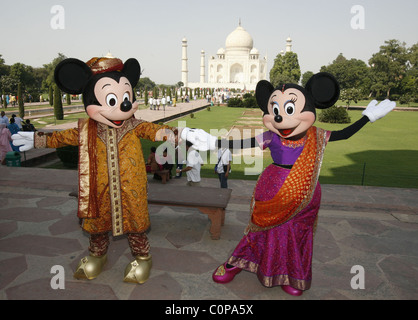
top-left (123, 255), bottom-right (152, 284)
top-left (74, 254), bottom-right (107, 280)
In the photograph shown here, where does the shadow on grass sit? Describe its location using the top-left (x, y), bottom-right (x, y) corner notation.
top-left (319, 150), bottom-right (418, 189)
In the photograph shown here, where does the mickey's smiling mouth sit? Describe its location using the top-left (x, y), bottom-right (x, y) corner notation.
top-left (105, 118), bottom-right (125, 127)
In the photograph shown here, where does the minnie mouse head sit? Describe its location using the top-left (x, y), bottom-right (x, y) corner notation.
top-left (256, 72), bottom-right (340, 140)
top-left (54, 57), bottom-right (141, 128)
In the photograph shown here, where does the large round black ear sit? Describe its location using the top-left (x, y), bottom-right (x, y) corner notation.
top-left (256, 80), bottom-right (275, 113)
top-left (304, 72), bottom-right (340, 109)
top-left (54, 58), bottom-right (92, 94)
top-left (122, 58), bottom-right (141, 87)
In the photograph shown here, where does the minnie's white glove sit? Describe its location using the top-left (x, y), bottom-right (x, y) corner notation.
top-left (12, 132), bottom-right (34, 152)
top-left (362, 99), bottom-right (396, 123)
top-left (180, 127), bottom-right (217, 151)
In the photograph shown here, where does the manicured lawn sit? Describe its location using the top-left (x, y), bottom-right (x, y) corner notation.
top-left (161, 106), bottom-right (418, 189)
top-left (317, 110), bottom-right (418, 188)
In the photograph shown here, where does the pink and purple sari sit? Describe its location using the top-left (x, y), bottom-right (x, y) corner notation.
top-left (227, 127), bottom-right (329, 291)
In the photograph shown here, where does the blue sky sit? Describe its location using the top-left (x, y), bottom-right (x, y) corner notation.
top-left (1, 0), bottom-right (417, 85)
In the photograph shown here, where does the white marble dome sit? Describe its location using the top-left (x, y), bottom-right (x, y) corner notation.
top-left (225, 26), bottom-right (253, 50)
top-left (250, 47), bottom-right (259, 54)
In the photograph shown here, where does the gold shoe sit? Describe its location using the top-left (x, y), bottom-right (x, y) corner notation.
top-left (123, 255), bottom-right (152, 284)
top-left (74, 254), bottom-right (107, 280)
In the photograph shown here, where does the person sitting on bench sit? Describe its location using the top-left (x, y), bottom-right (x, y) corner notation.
top-left (147, 146), bottom-right (169, 183)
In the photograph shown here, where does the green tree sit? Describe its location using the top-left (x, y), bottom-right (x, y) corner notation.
top-left (403, 42), bottom-right (418, 101)
top-left (369, 40), bottom-right (408, 98)
top-left (49, 86), bottom-right (54, 106)
top-left (66, 92), bottom-right (71, 105)
top-left (137, 77), bottom-right (156, 91)
top-left (42, 53), bottom-right (67, 90)
top-left (18, 83), bottom-right (24, 117)
top-left (320, 53), bottom-right (370, 92)
top-left (269, 52), bottom-right (301, 87)
top-left (0, 75), bottom-right (18, 94)
top-left (10, 63), bottom-right (35, 90)
top-left (54, 84), bottom-right (63, 120)
top-left (340, 87), bottom-right (362, 108)
top-left (301, 71), bottom-right (314, 87)
top-left (0, 54), bottom-right (10, 78)
top-left (144, 86), bottom-right (149, 106)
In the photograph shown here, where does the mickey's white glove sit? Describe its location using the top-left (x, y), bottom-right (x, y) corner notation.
top-left (180, 127), bottom-right (217, 151)
top-left (362, 99), bottom-right (396, 123)
top-left (12, 132), bottom-right (34, 152)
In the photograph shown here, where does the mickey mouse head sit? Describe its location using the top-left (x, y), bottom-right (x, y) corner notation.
top-left (54, 57), bottom-right (141, 128)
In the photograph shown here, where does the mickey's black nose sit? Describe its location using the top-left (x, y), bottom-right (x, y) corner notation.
top-left (274, 115), bottom-right (283, 123)
top-left (120, 100), bottom-right (132, 112)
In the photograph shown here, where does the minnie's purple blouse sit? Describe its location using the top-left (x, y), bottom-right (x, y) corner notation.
top-left (255, 131), bottom-right (304, 165)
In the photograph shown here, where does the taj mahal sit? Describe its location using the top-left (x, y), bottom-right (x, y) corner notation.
top-left (182, 22), bottom-right (293, 92)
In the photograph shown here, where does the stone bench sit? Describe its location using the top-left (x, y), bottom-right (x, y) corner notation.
top-left (147, 184), bottom-right (232, 240)
top-left (71, 184), bottom-right (232, 240)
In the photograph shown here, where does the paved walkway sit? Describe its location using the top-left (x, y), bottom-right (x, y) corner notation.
top-left (1, 100), bottom-right (418, 301)
top-left (37, 99), bottom-right (210, 131)
top-left (1, 165), bottom-right (417, 300)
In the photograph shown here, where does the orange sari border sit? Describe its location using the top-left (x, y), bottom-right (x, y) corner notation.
top-left (247, 127), bottom-right (328, 233)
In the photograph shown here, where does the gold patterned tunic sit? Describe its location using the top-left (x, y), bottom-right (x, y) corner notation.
top-left (34, 117), bottom-right (171, 236)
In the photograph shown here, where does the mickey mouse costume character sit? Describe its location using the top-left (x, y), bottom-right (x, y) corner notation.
top-left (12, 56), bottom-right (212, 284)
top-left (212, 72), bottom-right (396, 296)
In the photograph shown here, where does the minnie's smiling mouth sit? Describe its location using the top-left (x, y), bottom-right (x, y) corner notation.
top-left (279, 128), bottom-right (295, 137)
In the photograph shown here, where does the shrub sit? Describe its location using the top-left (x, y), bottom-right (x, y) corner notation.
top-left (318, 105), bottom-right (351, 124)
top-left (399, 94), bottom-right (412, 105)
top-left (227, 97), bottom-right (243, 108)
top-left (243, 95), bottom-right (257, 108)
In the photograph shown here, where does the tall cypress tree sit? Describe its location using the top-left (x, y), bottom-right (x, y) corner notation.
top-left (144, 86), bottom-right (149, 106)
top-left (54, 84), bottom-right (64, 120)
top-left (18, 83), bottom-right (24, 118)
top-left (49, 86), bottom-right (54, 106)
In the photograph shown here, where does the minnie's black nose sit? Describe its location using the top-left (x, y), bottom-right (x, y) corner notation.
top-left (274, 115), bottom-right (283, 123)
top-left (120, 100), bottom-right (132, 112)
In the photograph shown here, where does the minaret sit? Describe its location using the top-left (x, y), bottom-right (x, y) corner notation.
top-left (200, 50), bottom-right (205, 84)
top-left (181, 37), bottom-right (188, 87)
top-left (286, 37), bottom-right (292, 53)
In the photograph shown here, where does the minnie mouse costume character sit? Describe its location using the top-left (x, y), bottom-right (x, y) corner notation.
top-left (212, 72), bottom-right (395, 296)
top-left (12, 56), bottom-right (204, 284)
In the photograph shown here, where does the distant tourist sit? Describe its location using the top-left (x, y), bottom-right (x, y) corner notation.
top-left (7, 117), bottom-right (20, 135)
top-left (161, 96), bottom-right (166, 110)
top-left (11, 114), bottom-right (23, 129)
top-left (0, 123), bottom-right (12, 165)
top-left (216, 147), bottom-right (232, 188)
top-left (22, 119), bottom-right (36, 132)
top-left (0, 111), bottom-right (8, 125)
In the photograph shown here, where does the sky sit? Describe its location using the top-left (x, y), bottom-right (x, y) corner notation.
top-left (1, 0), bottom-right (417, 85)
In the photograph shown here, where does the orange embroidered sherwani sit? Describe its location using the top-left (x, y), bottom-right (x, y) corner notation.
top-left (34, 117), bottom-right (171, 236)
